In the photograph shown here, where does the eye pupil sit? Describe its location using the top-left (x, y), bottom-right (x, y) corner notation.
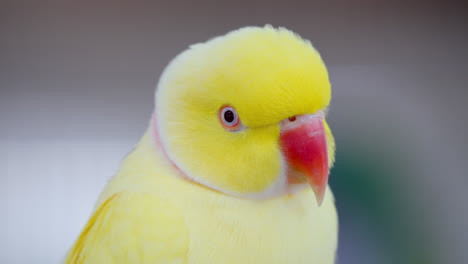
top-left (219, 106), bottom-right (241, 130)
top-left (224, 110), bottom-right (235, 123)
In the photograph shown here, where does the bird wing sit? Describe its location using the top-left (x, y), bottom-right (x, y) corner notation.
top-left (65, 192), bottom-right (188, 264)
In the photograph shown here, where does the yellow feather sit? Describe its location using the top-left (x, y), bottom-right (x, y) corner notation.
top-left (66, 131), bottom-right (337, 263)
top-left (66, 26), bottom-right (338, 263)
top-left (65, 191), bottom-right (189, 263)
top-left (156, 25), bottom-right (333, 194)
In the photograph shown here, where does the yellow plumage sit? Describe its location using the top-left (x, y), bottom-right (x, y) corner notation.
top-left (66, 25), bottom-right (338, 263)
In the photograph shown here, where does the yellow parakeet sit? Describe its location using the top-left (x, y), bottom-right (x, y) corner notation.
top-left (66, 25), bottom-right (338, 264)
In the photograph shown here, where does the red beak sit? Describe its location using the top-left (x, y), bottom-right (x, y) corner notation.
top-left (280, 113), bottom-right (329, 205)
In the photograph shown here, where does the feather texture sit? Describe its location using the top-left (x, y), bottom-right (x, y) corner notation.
top-left (66, 131), bottom-right (337, 263)
top-left (66, 26), bottom-right (338, 263)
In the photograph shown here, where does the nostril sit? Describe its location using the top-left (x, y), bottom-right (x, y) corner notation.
top-left (288, 116), bottom-right (297, 122)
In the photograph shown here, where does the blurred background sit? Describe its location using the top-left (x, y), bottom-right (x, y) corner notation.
top-left (1, 0), bottom-right (467, 263)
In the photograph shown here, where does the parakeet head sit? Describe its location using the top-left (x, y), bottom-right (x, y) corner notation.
top-left (154, 26), bottom-right (335, 204)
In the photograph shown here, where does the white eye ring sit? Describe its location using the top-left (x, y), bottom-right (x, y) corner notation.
top-left (219, 105), bottom-right (241, 130)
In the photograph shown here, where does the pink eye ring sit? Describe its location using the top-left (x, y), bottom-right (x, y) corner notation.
top-left (219, 105), bottom-right (242, 131)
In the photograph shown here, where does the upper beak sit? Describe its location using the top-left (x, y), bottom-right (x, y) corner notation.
top-left (279, 112), bottom-right (329, 205)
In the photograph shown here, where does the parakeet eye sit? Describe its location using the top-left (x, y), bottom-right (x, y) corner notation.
top-left (219, 105), bottom-right (242, 131)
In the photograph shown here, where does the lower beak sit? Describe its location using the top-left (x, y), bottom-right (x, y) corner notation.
top-left (279, 112), bottom-right (329, 205)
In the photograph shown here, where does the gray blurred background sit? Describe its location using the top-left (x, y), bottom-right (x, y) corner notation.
top-left (1, 0), bottom-right (467, 263)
